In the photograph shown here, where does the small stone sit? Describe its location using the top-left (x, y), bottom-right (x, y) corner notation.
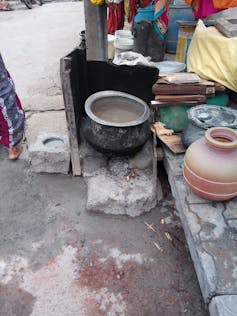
top-left (227, 220), bottom-right (237, 231)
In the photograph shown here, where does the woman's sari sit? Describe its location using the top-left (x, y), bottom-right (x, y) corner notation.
top-left (153, 0), bottom-right (170, 39)
top-left (185, 0), bottom-right (220, 18)
top-left (0, 53), bottom-right (25, 149)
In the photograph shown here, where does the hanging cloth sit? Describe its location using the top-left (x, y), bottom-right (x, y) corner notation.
top-left (212, 0), bottom-right (237, 9)
top-left (185, 0), bottom-right (220, 18)
top-left (107, 0), bottom-right (125, 35)
top-left (153, 0), bottom-right (170, 39)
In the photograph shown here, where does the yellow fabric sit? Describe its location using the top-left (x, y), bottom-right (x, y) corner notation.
top-left (187, 20), bottom-right (237, 92)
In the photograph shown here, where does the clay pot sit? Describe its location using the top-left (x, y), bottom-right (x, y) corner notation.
top-left (183, 127), bottom-right (237, 201)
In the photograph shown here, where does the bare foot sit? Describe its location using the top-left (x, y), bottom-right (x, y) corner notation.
top-left (8, 145), bottom-right (23, 160)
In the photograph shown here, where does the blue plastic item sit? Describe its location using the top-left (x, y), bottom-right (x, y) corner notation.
top-left (134, 5), bottom-right (154, 23)
top-left (166, 5), bottom-right (195, 54)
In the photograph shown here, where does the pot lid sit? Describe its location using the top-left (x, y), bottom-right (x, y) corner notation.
top-left (187, 105), bottom-right (237, 129)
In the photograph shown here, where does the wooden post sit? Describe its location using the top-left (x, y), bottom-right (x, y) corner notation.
top-left (84, 0), bottom-right (108, 61)
top-left (60, 57), bottom-right (82, 176)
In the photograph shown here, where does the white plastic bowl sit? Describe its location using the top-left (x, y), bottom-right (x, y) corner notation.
top-left (115, 29), bottom-right (133, 39)
top-left (154, 61), bottom-right (186, 73)
top-left (114, 37), bottom-right (134, 51)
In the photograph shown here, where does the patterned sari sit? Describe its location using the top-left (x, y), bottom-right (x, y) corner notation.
top-left (153, 0), bottom-right (170, 39)
top-left (0, 53), bottom-right (25, 149)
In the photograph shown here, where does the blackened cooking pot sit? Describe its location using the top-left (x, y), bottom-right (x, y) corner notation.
top-left (82, 91), bottom-right (151, 155)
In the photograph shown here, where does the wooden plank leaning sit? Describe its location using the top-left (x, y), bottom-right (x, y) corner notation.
top-left (60, 57), bottom-right (81, 176)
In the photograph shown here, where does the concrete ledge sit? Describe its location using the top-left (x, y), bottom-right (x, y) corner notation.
top-left (163, 147), bottom-right (237, 305)
top-left (209, 295), bottom-right (237, 316)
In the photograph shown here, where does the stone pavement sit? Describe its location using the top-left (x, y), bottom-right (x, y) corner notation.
top-left (163, 147), bottom-right (237, 316)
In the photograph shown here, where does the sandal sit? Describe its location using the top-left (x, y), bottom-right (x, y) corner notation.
top-left (8, 145), bottom-right (23, 160)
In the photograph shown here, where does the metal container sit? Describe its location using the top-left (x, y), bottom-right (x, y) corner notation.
top-left (166, 5), bottom-right (195, 54)
top-left (82, 91), bottom-right (151, 155)
top-left (182, 105), bottom-right (237, 147)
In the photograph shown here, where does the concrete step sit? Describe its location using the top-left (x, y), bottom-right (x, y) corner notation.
top-left (162, 147), bottom-right (237, 315)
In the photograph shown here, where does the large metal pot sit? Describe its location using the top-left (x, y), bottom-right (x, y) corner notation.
top-left (82, 91), bottom-right (151, 155)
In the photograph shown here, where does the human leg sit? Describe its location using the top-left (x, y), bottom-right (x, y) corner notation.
top-left (0, 54), bottom-right (25, 159)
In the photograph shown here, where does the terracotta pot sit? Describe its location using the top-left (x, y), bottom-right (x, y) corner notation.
top-left (183, 127), bottom-right (237, 201)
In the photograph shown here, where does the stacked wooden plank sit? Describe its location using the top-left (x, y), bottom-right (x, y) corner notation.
top-left (151, 72), bottom-right (225, 108)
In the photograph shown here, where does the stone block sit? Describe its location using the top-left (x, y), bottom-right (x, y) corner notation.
top-left (209, 295), bottom-right (237, 316)
top-left (186, 190), bottom-right (213, 205)
top-left (26, 111), bottom-right (68, 145)
top-left (86, 170), bottom-right (162, 217)
top-left (226, 220), bottom-right (237, 231)
top-left (28, 132), bottom-right (70, 174)
top-left (163, 144), bottom-right (237, 304)
top-left (82, 156), bottom-right (107, 177)
top-left (169, 177), bottom-right (237, 303)
top-left (162, 146), bottom-right (184, 177)
top-left (224, 198), bottom-right (237, 220)
top-left (129, 140), bottom-right (153, 170)
top-left (80, 139), bottom-right (106, 159)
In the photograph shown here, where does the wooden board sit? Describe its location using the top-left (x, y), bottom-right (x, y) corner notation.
top-left (158, 134), bottom-right (186, 154)
top-left (150, 100), bottom-right (205, 108)
top-left (159, 72), bottom-right (201, 84)
top-left (60, 57), bottom-right (81, 176)
top-left (152, 83), bottom-right (215, 95)
top-left (151, 122), bottom-right (186, 154)
top-left (154, 94), bottom-right (207, 103)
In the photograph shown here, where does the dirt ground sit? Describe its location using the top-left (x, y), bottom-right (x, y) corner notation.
top-left (0, 145), bottom-right (208, 315)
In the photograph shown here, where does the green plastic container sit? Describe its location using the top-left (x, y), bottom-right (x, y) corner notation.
top-left (206, 93), bottom-right (229, 106)
top-left (160, 105), bottom-right (192, 132)
top-left (160, 93), bottom-right (229, 132)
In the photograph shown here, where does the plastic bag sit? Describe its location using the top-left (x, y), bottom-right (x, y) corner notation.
top-left (112, 51), bottom-right (153, 66)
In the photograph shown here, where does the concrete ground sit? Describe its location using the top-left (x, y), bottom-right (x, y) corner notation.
top-left (0, 2), bottom-right (208, 315)
top-left (0, 147), bottom-right (208, 315)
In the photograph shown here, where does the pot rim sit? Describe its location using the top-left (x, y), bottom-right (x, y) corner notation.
top-left (85, 90), bottom-right (150, 127)
top-left (187, 105), bottom-right (237, 129)
top-left (205, 127), bottom-right (237, 149)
